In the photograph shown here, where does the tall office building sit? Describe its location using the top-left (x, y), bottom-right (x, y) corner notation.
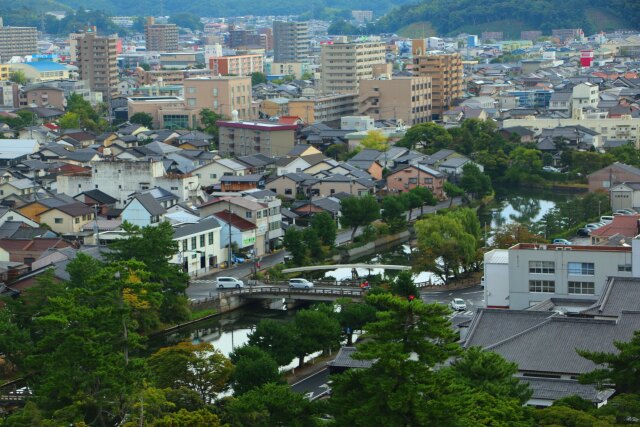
top-left (273, 21), bottom-right (309, 63)
top-left (412, 48), bottom-right (463, 121)
top-left (76, 27), bottom-right (118, 98)
top-left (0, 18), bottom-right (37, 61)
top-left (145, 17), bottom-right (179, 52)
top-left (359, 76), bottom-right (432, 125)
top-left (320, 38), bottom-right (386, 94)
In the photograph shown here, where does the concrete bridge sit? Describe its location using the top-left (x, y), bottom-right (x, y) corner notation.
top-left (218, 286), bottom-right (365, 302)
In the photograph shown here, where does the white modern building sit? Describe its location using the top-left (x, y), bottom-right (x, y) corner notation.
top-left (484, 243), bottom-right (634, 310)
top-left (170, 216), bottom-right (224, 276)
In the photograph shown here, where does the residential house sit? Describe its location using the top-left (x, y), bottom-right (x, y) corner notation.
top-left (220, 174), bottom-right (266, 192)
top-left (170, 216), bottom-right (224, 276)
top-left (276, 156), bottom-right (315, 176)
top-left (589, 215), bottom-right (640, 244)
top-left (0, 207), bottom-right (38, 228)
top-left (267, 172), bottom-right (317, 199)
top-left (0, 139), bottom-right (39, 166)
top-left (588, 162), bottom-right (640, 193)
top-left (610, 182), bottom-right (640, 211)
top-left (0, 238), bottom-right (71, 268)
top-left (212, 210), bottom-right (258, 260)
top-left (386, 164), bottom-right (445, 199)
top-left (192, 158), bottom-right (248, 188)
top-left (121, 193), bottom-right (167, 227)
top-left (73, 189), bottom-right (118, 215)
top-left (291, 196), bottom-right (341, 221)
top-left (438, 157), bottom-right (484, 178)
top-left (39, 202), bottom-right (96, 235)
top-left (0, 178), bottom-right (38, 199)
top-left (314, 175), bottom-right (376, 198)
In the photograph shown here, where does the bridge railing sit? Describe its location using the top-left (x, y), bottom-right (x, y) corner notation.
top-left (218, 286), bottom-right (364, 298)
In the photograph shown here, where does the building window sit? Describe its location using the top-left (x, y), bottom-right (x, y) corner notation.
top-left (210, 174), bottom-right (217, 179)
top-left (208, 232), bottom-right (214, 245)
top-left (245, 212), bottom-right (252, 219)
top-left (187, 98), bottom-right (196, 106)
top-left (285, 188), bottom-right (292, 195)
top-left (54, 218), bottom-right (63, 224)
top-left (74, 217), bottom-right (80, 224)
top-left (182, 239), bottom-right (188, 251)
top-left (568, 281), bottom-right (595, 295)
top-left (567, 262), bottom-right (594, 276)
top-left (199, 234), bottom-right (205, 247)
top-left (191, 236), bottom-right (197, 250)
top-left (529, 261), bottom-right (555, 274)
top-left (618, 264), bottom-right (632, 272)
top-left (529, 280), bottom-right (555, 293)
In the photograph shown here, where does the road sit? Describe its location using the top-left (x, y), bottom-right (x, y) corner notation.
top-left (421, 285), bottom-right (485, 320)
top-left (186, 197), bottom-right (463, 301)
top-left (291, 368), bottom-right (331, 400)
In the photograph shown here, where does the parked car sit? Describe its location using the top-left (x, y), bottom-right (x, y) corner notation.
top-left (232, 254), bottom-right (245, 264)
top-left (289, 278), bottom-right (314, 289)
top-left (553, 238), bottom-right (572, 245)
top-left (600, 216), bottom-right (614, 224)
top-left (542, 166), bottom-right (561, 173)
top-left (215, 277), bottom-right (244, 289)
top-left (577, 228), bottom-right (591, 237)
top-left (585, 223), bottom-right (602, 230)
top-left (615, 209), bottom-right (634, 215)
top-left (450, 298), bottom-right (467, 311)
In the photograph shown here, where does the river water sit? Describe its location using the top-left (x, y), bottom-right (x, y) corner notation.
top-left (154, 187), bottom-right (582, 355)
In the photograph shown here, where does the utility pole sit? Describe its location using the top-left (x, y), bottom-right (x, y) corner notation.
top-left (227, 199), bottom-right (232, 268)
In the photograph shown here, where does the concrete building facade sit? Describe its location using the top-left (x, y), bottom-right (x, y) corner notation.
top-left (412, 51), bottom-right (463, 121)
top-left (273, 21), bottom-right (309, 63)
top-left (183, 76), bottom-right (254, 120)
top-left (75, 27), bottom-right (118, 98)
top-left (209, 54), bottom-right (264, 76)
top-left (145, 17), bottom-right (179, 52)
top-left (288, 93), bottom-right (359, 124)
top-left (0, 24), bottom-right (37, 61)
top-left (217, 120), bottom-right (297, 157)
top-left (320, 39), bottom-right (386, 94)
top-left (359, 76), bottom-right (432, 125)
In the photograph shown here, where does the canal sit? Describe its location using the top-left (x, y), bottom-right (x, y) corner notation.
top-left (154, 187), bottom-right (585, 355)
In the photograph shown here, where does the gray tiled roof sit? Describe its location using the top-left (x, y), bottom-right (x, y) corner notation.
top-left (464, 309), bottom-right (554, 348)
top-left (173, 216), bottom-right (220, 239)
top-left (521, 377), bottom-right (615, 403)
top-left (483, 312), bottom-right (640, 375)
top-left (328, 347), bottom-right (374, 369)
top-left (131, 193), bottom-right (166, 216)
top-left (581, 276), bottom-right (640, 317)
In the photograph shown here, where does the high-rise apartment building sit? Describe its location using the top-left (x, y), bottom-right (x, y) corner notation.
top-left (76, 27), bottom-right (118, 98)
top-left (320, 38), bottom-right (386, 94)
top-left (145, 17), bottom-right (179, 52)
top-left (359, 76), bottom-right (432, 125)
top-left (0, 18), bottom-right (37, 61)
top-left (412, 50), bottom-right (463, 121)
top-left (183, 76), bottom-right (254, 121)
top-left (273, 21), bottom-right (309, 63)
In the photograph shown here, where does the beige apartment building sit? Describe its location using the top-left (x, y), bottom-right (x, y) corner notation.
top-left (217, 120), bottom-right (297, 157)
top-left (145, 17), bottom-right (179, 52)
top-left (76, 27), bottom-right (118, 98)
top-left (0, 21), bottom-right (37, 61)
top-left (320, 38), bottom-right (386, 94)
top-left (412, 49), bottom-right (463, 121)
top-left (288, 93), bottom-right (358, 124)
top-left (183, 76), bottom-right (254, 120)
top-left (134, 68), bottom-right (213, 86)
top-left (359, 76), bottom-right (432, 125)
top-left (128, 96), bottom-right (200, 129)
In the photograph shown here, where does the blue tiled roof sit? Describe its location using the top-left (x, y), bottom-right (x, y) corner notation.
top-left (26, 61), bottom-right (68, 72)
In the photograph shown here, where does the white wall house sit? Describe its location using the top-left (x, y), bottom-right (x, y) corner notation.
top-left (56, 160), bottom-right (200, 208)
top-left (170, 216), bottom-right (224, 276)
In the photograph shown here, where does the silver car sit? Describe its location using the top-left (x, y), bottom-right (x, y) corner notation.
top-left (450, 298), bottom-right (467, 311)
top-left (289, 278), bottom-right (314, 289)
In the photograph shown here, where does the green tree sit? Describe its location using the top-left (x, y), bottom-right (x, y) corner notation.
top-left (199, 108), bottom-right (223, 144)
top-left (381, 195), bottom-right (407, 232)
top-left (154, 409), bottom-right (223, 427)
top-left (251, 71), bottom-right (267, 86)
top-left (460, 163), bottom-right (493, 199)
top-left (303, 227), bottom-right (325, 259)
top-left (107, 221), bottom-right (190, 322)
top-left (535, 405), bottom-right (613, 427)
top-left (129, 112), bottom-right (153, 128)
top-left (9, 70), bottom-right (27, 85)
top-left (390, 270), bottom-right (419, 298)
top-left (283, 227), bottom-right (308, 266)
top-left (310, 211), bottom-right (337, 247)
top-left (397, 122), bottom-right (452, 151)
top-left (359, 130), bottom-right (389, 151)
top-left (340, 195), bottom-right (380, 240)
top-left (169, 12), bottom-right (202, 30)
top-left (329, 294), bottom-right (459, 426)
top-left (294, 307), bottom-right (342, 367)
top-left (414, 213), bottom-right (477, 282)
top-left (229, 345), bottom-right (282, 395)
top-left (225, 383), bottom-right (321, 426)
top-left (148, 341), bottom-right (234, 404)
top-left (335, 299), bottom-right (377, 346)
top-left (247, 319), bottom-right (298, 366)
top-left (58, 112), bottom-right (80, 129)
top-left (492, 223), bottom-right (545, 248)
top-left (444, 181), bottom-right (465, 207)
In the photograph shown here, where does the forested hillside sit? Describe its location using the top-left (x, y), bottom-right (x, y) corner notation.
top-left (375, 0), bottom-right (640, 37)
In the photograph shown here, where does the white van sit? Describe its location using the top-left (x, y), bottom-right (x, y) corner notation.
top-left (600, 215), bottom-right (614, 224)
top-left (215, 277), bottom-right (244, 289)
